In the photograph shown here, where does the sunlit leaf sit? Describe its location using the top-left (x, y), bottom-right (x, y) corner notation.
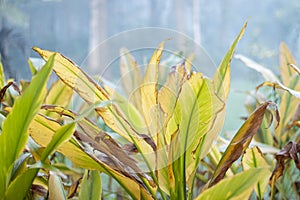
top-left (0, 54), bottom-right (54, 197)
top-left (33, 47), bottom-right (109, 103)
top-left (214, 21), bottom-right (247, 100)
top-left (165, 72), bottom-right (222, 198)
top-left (280, 42), bottom-right (298, 86)
top-left (140, 41), bottom-right (164, 139)
top-left (29, 114), bottom-right (154, 200)
top-left (40, 122), bottom-right (75, 161)
top-left (242, 146), bottom-right (272, 199)
top-left (33, 47), bottom-right (155, 157)
top-left (28, 59), bottom-right (38, 75)
top-left (42, 79), bottom-right (73, 118)
top-left (208, 101), bottom-right (277, 187)
top-left (120, 48), bottom-right (143, 111)
top-left (197, 168), bottom-right (269, 200)
top-left (185, 23), bottom-right (247, 197)
top-left (0, 61), bottom-right (5, 88)
top-left (79, 170), bottom-right (102, 200)
top-left (48, 173), bottom-right (66, 200)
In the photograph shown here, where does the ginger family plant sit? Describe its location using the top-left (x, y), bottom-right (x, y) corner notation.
top-left (235, 43), bottom-right (300, 199)
top-left (0, 22), bottom-right (292, 199)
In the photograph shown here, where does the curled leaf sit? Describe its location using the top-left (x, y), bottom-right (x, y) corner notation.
top-left (290, 64), bottom-right (300, 75)
top-left (208, 101), bottom-right (278, 187)
top-left (270, 141), bottom-right (300, 185)
top-left (0, 81), bottom-right (13, 102)
top-left (256, 81), bottom-right (300, 99)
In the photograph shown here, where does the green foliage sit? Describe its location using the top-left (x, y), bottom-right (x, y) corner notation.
top-left (0, 22), bottom-right (298, 200)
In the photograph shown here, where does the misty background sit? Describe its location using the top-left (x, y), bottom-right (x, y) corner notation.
top-left (1, 0), bottom-right (300, 131)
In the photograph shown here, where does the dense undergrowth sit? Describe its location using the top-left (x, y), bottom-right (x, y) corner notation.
top-left (0, 22), bottom-right (299, 199)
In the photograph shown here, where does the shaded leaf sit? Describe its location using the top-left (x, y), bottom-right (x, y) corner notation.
top-left (79, 170), bottom-right (101, 200)
top-left (0, 81), bottom-right (13, 102)
top-left (29, 114), bottom-right (154, 200)
top-left (0, 54), bottom-right (55, 196)
top-left (208, 101), bottom-right (278, 187)
top-left (242, 146), bottom-right (272, 199)
top-left (270, 141), bottom-right (300, 185)
top-left (5, 168), bottom-right (40, 200)
top-left (49, 173), bottom-right (66, 200)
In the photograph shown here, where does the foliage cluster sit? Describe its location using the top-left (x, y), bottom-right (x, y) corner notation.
top-left (0, 22), bottom-right (299, 199)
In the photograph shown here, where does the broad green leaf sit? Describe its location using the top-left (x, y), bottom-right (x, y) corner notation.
top-left (242, 146), bottom-right (272, 199)
top-left (79, 170), bottom-right (102, 200)
top-left (42, 79), bottom-right (73, 118)
top-left (29, 114), bottom-right (154, 200)
top-left (49, 174), bottom-right (66, 200)
top-left (166, 72), bottom-right (222, 199)
top-left (157, 63), bottom-right (190, 195)
top-left (0, 54), bottom-right (55, 197)
top-left (196, 168), bottom-right (269, 200)
top-left (208, 101), bottom-right (276, 187)
top-left (158, 63), bottom-right (189, 143)
top-left (120, 48), bottom-right (143, 111)
top-left (280, 42), bottom-right (298, 86)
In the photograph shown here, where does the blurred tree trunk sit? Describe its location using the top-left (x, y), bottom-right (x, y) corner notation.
top-left (89, 0), bottom-right (107, 72)
top-left (175, 0), bottom-right (185, 33)
top-left (193, 0), bottom-right (201, 44)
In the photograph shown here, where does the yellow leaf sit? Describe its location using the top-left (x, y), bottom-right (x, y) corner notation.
top-left (29, 114), bottom-right (154, 200)
top-left (33, 47), bottom-right (155, 158)
top-left (43, 79), bottom-right (73, 118)
top-left (120, 48), bottom-right (143, 112)
top-left (140, 42), bottom-right (164, 137)
top-left (208, 101), bottom-right (277, 187)
top-left (280, 42), bottom-right (298, 86)
top-left (242, 146), bottom-right (272, 199)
